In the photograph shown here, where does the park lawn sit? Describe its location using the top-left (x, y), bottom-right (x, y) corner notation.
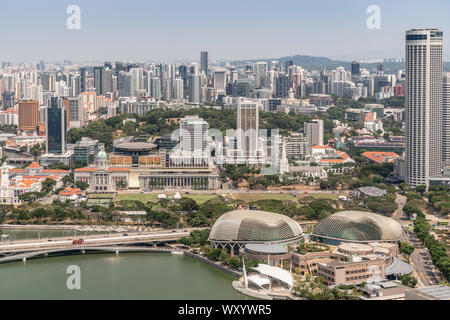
top-left (115, 193), bottom-right (219, 204)
top-left (232, 193), bottom-right (341, 202)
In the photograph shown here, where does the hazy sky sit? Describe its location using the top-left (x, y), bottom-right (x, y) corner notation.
top-left (2, 0), bottom-right (450, 62)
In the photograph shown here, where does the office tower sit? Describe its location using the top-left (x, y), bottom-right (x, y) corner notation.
top-left (377, 62), bottom-right (384, 74)
top-left (46, 97), bottom-right (67, 154)
top-left (284, 60), bottom-right (294, 73)
top-left (172, 78), bottom-right (184, 101)
top-left (130, 68), bottom-right (144, 97)
top-left (213, 68), bottom-right (227, 93)
top-left (66, 97), bottom-right (84, 126)
top-left (443, 73), bottom-right (450, 165)
top-left (102, 68), bottom-right (113, 94)
top-left (180, 115), bottom-right (209, 151)
top-left (118, 71), bottom-right (132, 97)
top-left (276, 73), bottom-right (291, 98)
top-left (255, 62), bottom-right (268, 88)
top-left (179, 65), bottom-right (188, 91)
top-left (351, 61), bottom-right (360, 76)
top-left (18, 100), bottom-right (39, 132)
top-left (405, 29), bottom-right (443, 187)
top-left (237, 100), bottom-right (259, 159)
top-left (162, 79), bottom-right (172, 101)
top-left (200, 51), bottom-right (208, 75)
top-left (41, 73), bottom-right (56, 92)
top-left (94, 67), bottom-right (103, 95)
top-left (304, 119), bottom-right (324, 149)
top-left (150, 77), bottom-right (161, 100)
top-left (80, 67), bottom-right (87, 93)
top-left (188, 74), bottom-right (201, 103)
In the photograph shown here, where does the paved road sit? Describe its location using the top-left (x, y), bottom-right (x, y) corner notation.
top-left (0, 229), bottom-right (194, 254)
top-left (405, 226), bottom-right (444, 287)
top-left (395, 193), bottom-right (445, 287)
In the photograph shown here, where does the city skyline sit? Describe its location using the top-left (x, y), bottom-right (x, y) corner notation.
top-left (3, 1), bottom-right (450, 62)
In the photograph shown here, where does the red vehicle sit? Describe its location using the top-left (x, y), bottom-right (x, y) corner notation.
top-left (72, 239), bottom-right (84, 245)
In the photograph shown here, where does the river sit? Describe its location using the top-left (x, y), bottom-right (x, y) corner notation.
top-left (0, 228), bottom-right (251, 300)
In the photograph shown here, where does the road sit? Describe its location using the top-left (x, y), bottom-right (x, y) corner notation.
top-left (395, 193), bottom-right (445, 287)
top-left (0, 229), bottom-right (197, 254)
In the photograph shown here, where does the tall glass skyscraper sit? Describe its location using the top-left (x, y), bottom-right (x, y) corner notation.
top-left (46, 97), bottom-right (67, 154)
top-left (405, 29), bottom-right (443, 187)
top-left (200, 51), bottom-right (208, 76)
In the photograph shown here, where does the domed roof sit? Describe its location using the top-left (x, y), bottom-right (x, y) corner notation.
top-left (97, 150), bottom-right (107, 159)
top-left (209, 210), bottom-right (303, 242)
top-left (312, 211), bottom-right (402, 242)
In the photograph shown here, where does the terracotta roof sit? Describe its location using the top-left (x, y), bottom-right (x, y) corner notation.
top-left (27, 162), bottom-right (42, 169)
top-left (74, 167), bottom-right (96, 172)
top-left (362, 151), bottom-right (400, 164)
top-left (319, 151), bottom-right (352, 163)
top-left (108, 168), bottom-right (130, 172)
top-left (59, 187), bottom-right (83, 196)
top-left (43, 169), bottom-right (69, 173)
top-left (17, 179), bottom-right (40, 188)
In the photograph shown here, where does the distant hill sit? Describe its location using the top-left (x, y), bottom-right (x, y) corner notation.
top-left (229, 54), bottom-right (450, 73)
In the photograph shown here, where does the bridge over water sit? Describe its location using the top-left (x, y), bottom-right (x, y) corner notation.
top-left (0, 230), bottom-right (194, 263)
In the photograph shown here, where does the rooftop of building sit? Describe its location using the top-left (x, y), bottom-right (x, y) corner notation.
top-left (244, 243), bottom-right (288, 255)
top-left (406, 285), bottom-right (450, 300)
top-left (357, 186), bottom-right (387, 197)
top-left (362, 151), bottom-right (400, 164)
top-left (59, 187), bottom-right (83, 196)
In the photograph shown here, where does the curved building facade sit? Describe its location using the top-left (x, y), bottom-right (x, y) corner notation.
top-left (312, 211), bottom-right (402, 245)
top-left (209, 210), bottom-right (303, 251)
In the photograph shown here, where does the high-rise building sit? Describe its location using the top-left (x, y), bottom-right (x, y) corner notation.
top-left (65, 97), bottom-right (84, 127)
top-left (80, 67), bottom-right (87, 93)
top-left (46, 97), bottom-right (67, 154)
top-left (179, 115), bottom-right (209, 152)
top-left (213, 68), bottom-right (227, 93)
top-left (443, 72), bottom-right (450, 165)
top-left (377, 62), bottom-right (384, 74)
top-left (351, 61), bottom-right (360, 76)
top-left (18, 100), bottom-right (39, 132)
top-left (118, 72), bottom-right (132, 97)
top-left (94, 66), bottom-right (103, 96)
top-left (405, 29), bottom-right (443, 187)
top-left (304, 119), bottom-right (324, 149)
top-left (150, 77), bottom-right (161, 100)
top-left (200, 51), bottom-right (208, 76)
top-left (255, 62), bottom-right (268, 88)
top-left (102, 68), bottom-right (113, 94)
top-left (188, 74), bottom-right (201, 103)
top-left (237, 100), bottom-right (259, 160)
top-left (179, 65), bottom-right (188, 91)
top-left (172, 78), bottom-right (184, 101)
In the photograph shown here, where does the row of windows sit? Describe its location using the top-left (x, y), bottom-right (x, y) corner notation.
top-left (345, 269), bottom-right (366, 275)
top-left (346, 274), bottom-right (370, 281)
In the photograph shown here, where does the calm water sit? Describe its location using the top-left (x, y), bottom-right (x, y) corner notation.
top-left (0, 252), bottom-right (250, 300)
